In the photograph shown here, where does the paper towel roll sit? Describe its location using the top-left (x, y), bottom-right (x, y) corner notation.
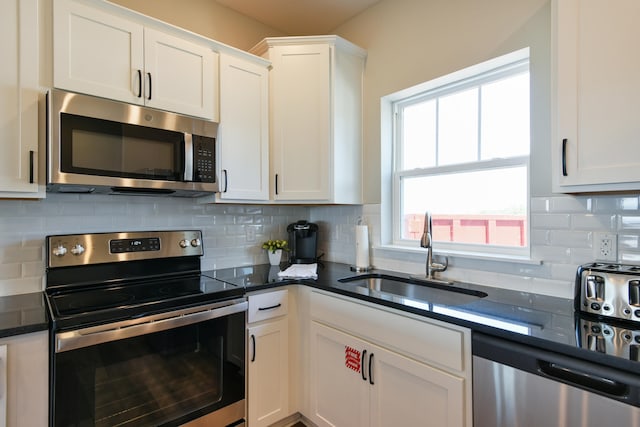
top-left (355, 225), bottom-right (370, 269)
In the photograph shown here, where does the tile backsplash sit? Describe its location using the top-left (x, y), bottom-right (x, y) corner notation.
top-left (1, 193), bottom-right (639, 298)
top-left (311, 194), bottom-right (640, 299)
top-left (0, 194), bottom-right (308, 296)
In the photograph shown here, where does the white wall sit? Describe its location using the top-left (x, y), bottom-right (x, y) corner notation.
top-left (301, 0), bottom-right (635, 298)
top-left (108, 0), bottom-right (286, 51)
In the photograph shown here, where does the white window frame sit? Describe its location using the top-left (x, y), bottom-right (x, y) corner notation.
top-left (384, 48), bottom-right (531, 259)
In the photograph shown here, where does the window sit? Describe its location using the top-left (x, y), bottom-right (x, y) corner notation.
top-left (389, 48), bottom-right (530, 257)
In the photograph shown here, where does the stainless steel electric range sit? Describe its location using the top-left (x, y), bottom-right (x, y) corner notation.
top-left (44, 230), bottom-right (247, 427)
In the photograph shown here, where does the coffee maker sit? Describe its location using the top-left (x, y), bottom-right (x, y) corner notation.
top-left (287, 221), bottom-right (318, 264)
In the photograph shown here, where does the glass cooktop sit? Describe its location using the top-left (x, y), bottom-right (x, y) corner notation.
top-left (47, 274), bottom-right (242, 330)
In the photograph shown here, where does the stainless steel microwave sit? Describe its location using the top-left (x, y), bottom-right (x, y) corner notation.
top-left (46, 89), bottom-right (218, 197)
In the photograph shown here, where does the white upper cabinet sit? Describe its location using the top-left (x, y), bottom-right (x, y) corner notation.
top-left (217, 52), bottom-right (270, 201)
top-left (251, 36), bottom-right (366, 203)
top-left (552, 0), bottom-right (640, 192)
top-left (53, 0), bottom-right (217, 120)
top-left (143, 27), bottom-right (216, 119)
top-left (0, 0), bottom-right (44, 198)
top-left (53, 0), bottom-right (143, 105)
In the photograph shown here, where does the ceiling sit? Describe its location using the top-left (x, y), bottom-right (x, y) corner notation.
top-left (214, 0), bottom-right (382, 35)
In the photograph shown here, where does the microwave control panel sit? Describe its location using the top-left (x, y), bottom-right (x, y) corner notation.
top-left (193, 135), bottom-right (216, 183)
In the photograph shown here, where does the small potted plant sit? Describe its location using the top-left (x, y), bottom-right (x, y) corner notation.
top-left (262, 239), bottom-right (288, 265)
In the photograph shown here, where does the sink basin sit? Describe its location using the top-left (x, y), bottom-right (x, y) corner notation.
top-left (337, 274), bottom-right (487, 307)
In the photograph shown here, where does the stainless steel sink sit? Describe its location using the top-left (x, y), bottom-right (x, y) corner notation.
top-left (337, 274), bottom-right (487, 307)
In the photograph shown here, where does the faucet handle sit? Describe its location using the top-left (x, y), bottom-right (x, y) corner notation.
top-left (431, 256), bottom-right (448, 272)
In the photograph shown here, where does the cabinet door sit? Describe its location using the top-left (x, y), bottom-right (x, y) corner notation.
top-left (309, 322), bottom-right (369, 427)
top-left (0, 0), bottom-right (42, 197)
top-left (369, 342), bottom-right (466, 427)
top-left (2, 331), bottom-right (48, 427)
top-left (248, 318), bottom-right (289, 427)
top-left (144, 28), bottom-right (216, 120)
top-left (270, 44), bottom-right (331, 201)
top-left (53, 0), bottom-right (144, 104)
top-left (218, 53), bottom-right (269, 201)
top-left (553, 0), bottom-right (640, 191)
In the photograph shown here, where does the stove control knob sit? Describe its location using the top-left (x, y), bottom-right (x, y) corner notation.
top-left (70, 244), bottom-right (85, 256)
top-left (179, 239), bottom-right (189, 248)
top-left (190, 238), bottom-right (201, 247)
top-left (52, 245), bottom-right (67, 257)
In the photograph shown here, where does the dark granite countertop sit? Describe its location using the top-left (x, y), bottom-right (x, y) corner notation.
top-left (4, 262), bottom-right (638, 375)
top-left (207, 262), bottom-right (640, 375)
top-left (0, 292), bottom-right (49, 339)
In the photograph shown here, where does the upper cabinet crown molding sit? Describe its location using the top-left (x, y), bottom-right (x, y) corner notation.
top-left (552, 0), bottom-right (640, 193)
top-left (250, 35), bottom-right (367, 60)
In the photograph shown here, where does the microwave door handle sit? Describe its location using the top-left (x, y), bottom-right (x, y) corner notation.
top-left (184, 133), bottom-right (194, 181)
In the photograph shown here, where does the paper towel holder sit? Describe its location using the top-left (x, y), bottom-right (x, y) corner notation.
top-left (351, 219), bottom-right (372, 272)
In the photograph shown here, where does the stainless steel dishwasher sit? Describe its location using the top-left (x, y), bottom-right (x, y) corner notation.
top-left (473, 333), bottom-right (640, 427)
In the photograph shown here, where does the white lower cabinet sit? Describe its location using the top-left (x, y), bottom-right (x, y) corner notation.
top-left (247, 290), bottom-right (290, 427)
top-left (311, 323), bottom-right (369, 426)
top-left (0, 331), bottom-right (48, 427)
top-left (369, 338), bottom-right (465, 427)
top-left (308, 291), bottom-right (471, 427)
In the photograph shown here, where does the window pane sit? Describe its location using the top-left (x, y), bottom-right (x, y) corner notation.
top-left (402, 100), bottom-right (436, 170)
top-left (481, 72), bottom-right (530, 159)
top-left (438, 88), bottom-right (478, 166)
top-left (401, 166), bottom-right (528, 247)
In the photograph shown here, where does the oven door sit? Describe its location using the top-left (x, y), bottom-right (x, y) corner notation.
top-left (50, 299), bottom-right (247, 427)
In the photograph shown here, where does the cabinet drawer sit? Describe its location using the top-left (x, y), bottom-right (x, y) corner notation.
top-left (248, 289), bottom-right (288, 323)
top-left (311, 291), bottom-right (469, 374)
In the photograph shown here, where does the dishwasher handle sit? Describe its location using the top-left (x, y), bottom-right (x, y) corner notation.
top-left (473, 332), bottom-right (640, 407)
top-left (538, 360), bottom-right (628, 397)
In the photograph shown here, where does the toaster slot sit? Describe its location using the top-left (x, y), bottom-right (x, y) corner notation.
top-left (585, 274), bottom-right (605, 301)
top-left (629, 280), bottom-right (640, 307)
top-left (587, 334), bottom-right (606, 353)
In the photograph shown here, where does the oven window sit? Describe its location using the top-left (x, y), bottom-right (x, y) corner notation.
top-left (60, 113), bottom-right (185, 181)
top-left (52, 311), bottom-right (245, 427)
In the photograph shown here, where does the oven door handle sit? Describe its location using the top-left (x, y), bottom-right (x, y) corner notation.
top-left (55, 298), bottom-right (248, 353)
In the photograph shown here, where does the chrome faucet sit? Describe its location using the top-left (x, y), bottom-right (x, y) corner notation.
top-left (420, 212), bottom-right (448, 280)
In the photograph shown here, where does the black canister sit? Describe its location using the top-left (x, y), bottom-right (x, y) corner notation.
top-left (287, 221), bottom-right (318, 264)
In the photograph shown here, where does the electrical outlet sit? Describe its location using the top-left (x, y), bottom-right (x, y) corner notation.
top-left (246, 226), bottom-right (256, 243)
top-left (593, 232), bottom-right (617, 262)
